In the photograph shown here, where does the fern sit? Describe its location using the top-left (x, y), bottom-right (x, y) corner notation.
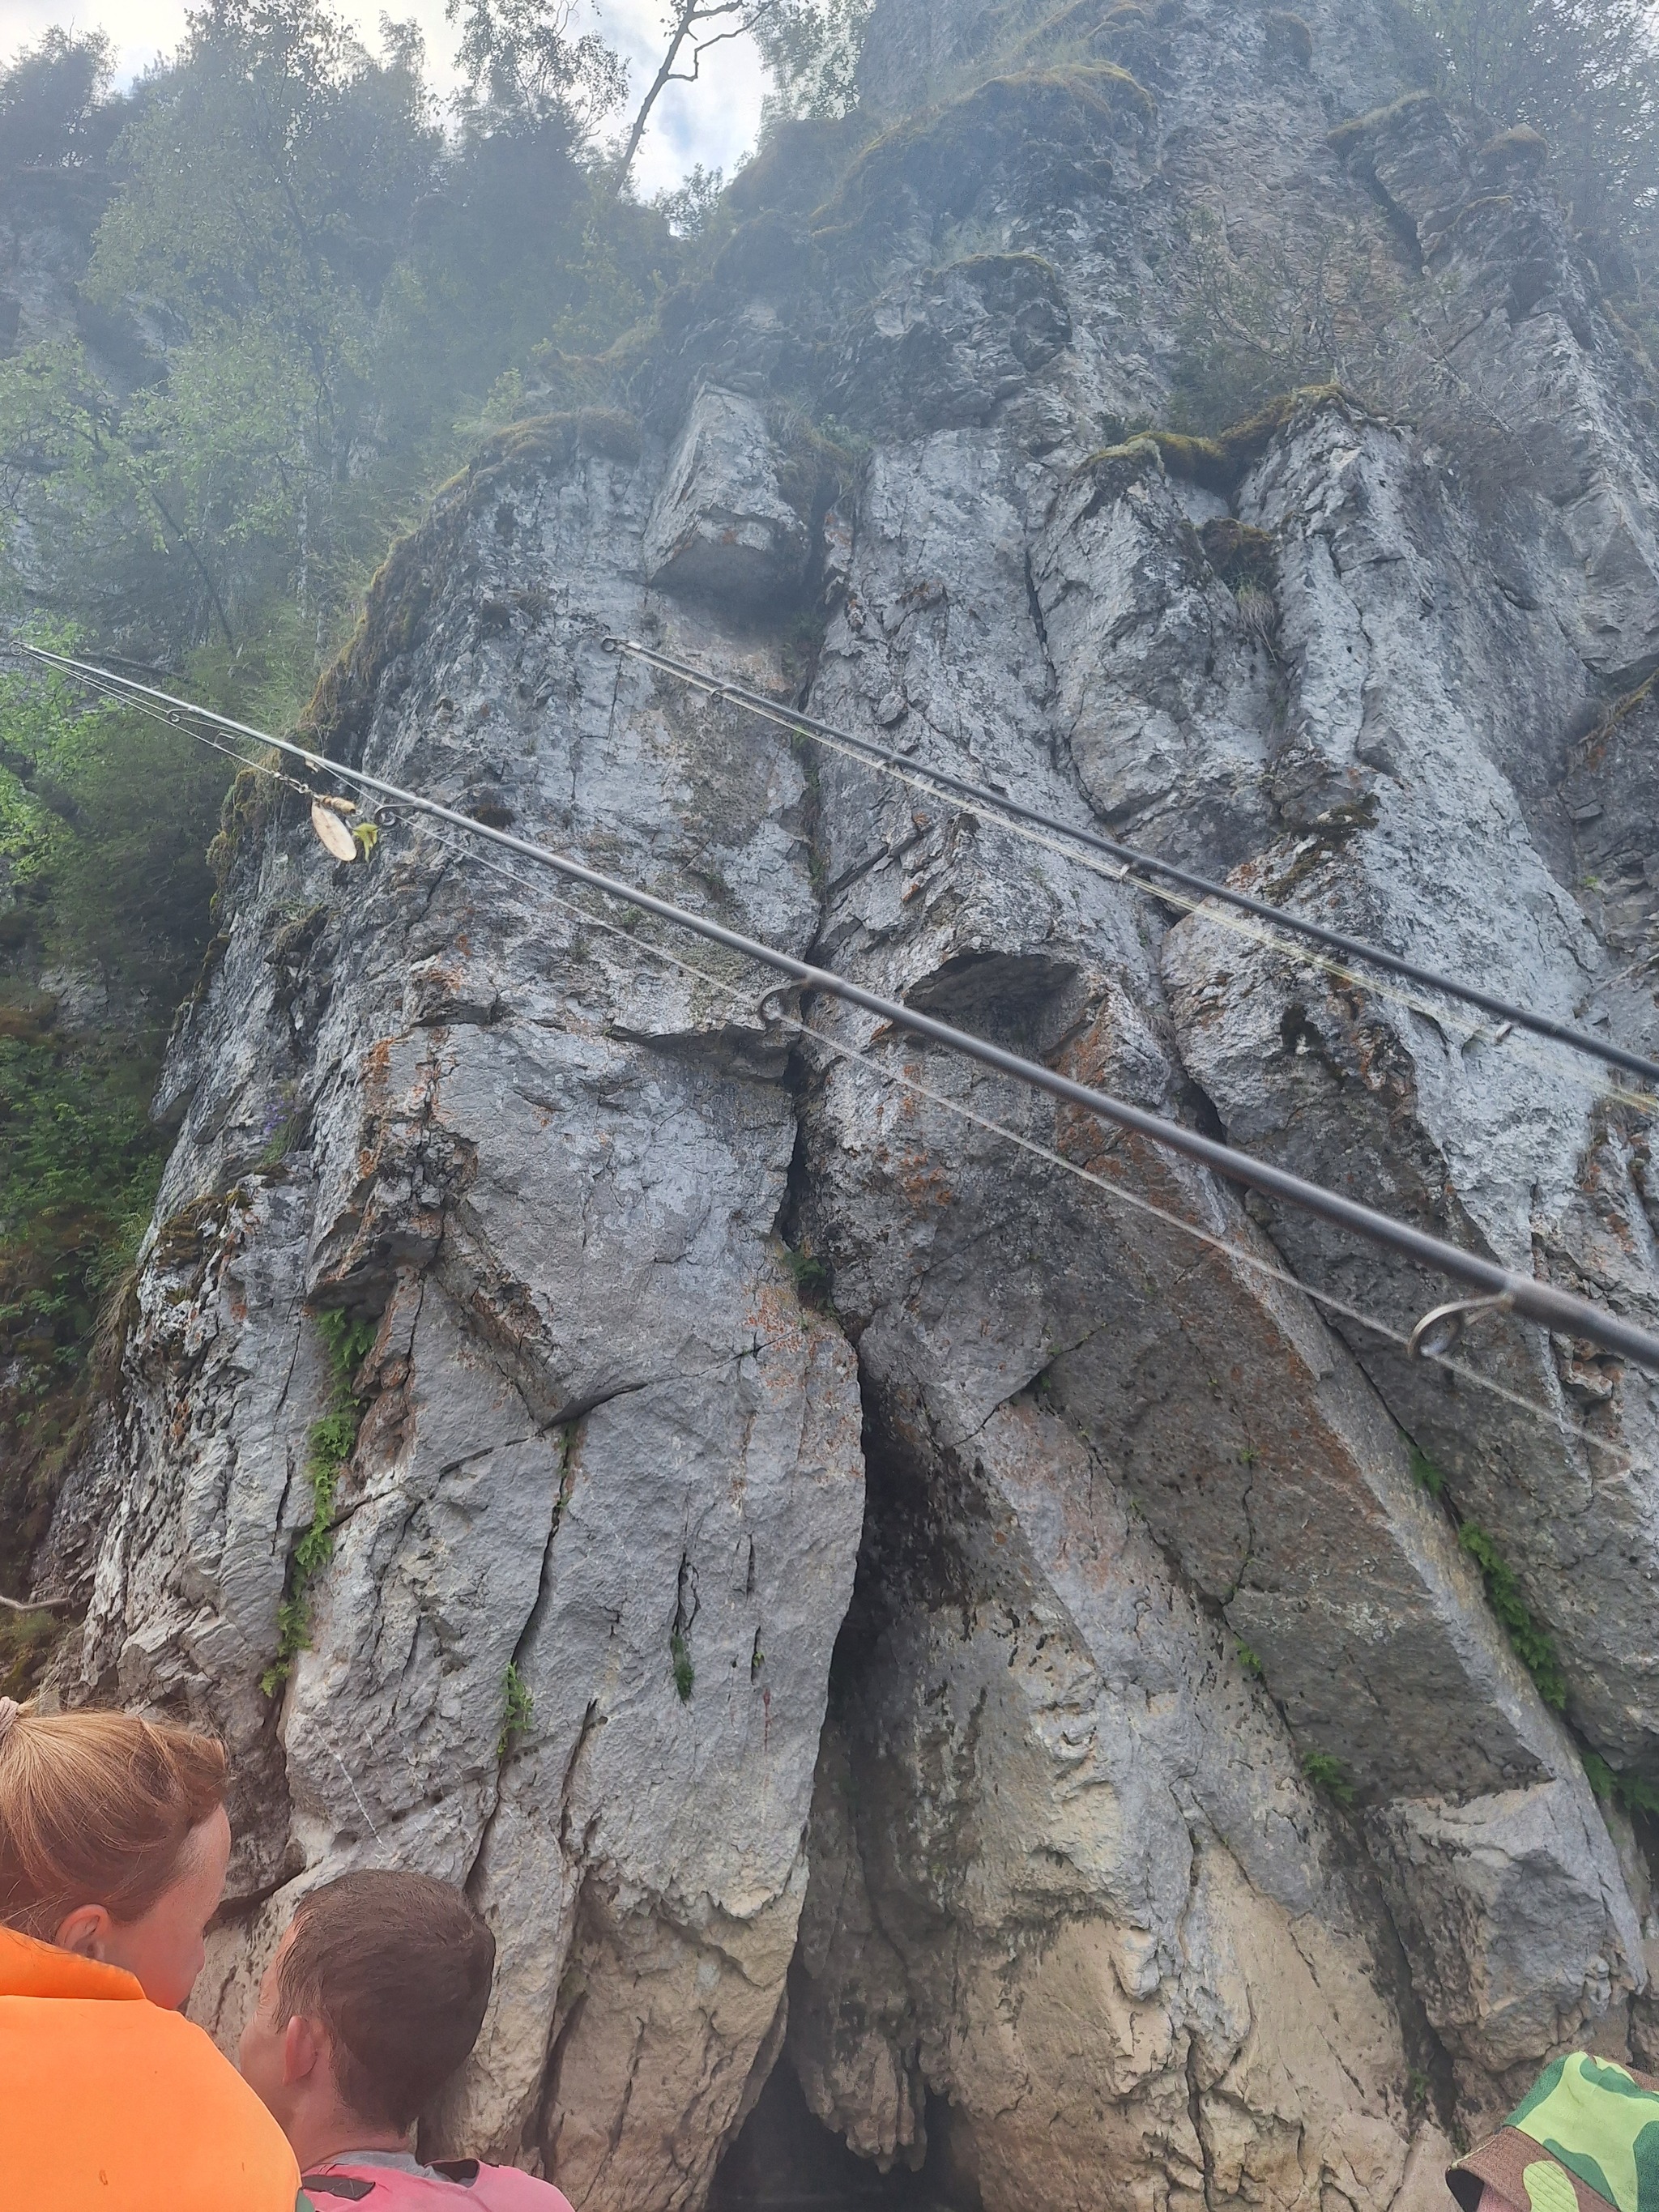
top-left (1583, 1750), bottom-right (1659, 1819)
top-left (1458, 1521), bottom-right (1567, 1709)
top-left (1302, 1750), bottom-right (1355, 1806)
top-left (315, 1306), bottom-right (377, 1380)
top-left (1408, 1443), bottom-right (1446, 1499)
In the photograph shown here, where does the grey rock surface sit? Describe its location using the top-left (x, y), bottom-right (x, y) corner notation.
top-left (49, 0), bottom-right (1659, 2196)
top-left (642, 386), bottom-right (810, 600)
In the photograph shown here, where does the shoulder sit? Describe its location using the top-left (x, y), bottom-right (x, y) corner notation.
top-left (0, 1992), bottom-right (300, 2209)
top-left (474, 2166), bottom-right (577, 2211)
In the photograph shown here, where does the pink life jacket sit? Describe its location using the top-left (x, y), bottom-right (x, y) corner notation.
top-left (302, 2155), bottom-right (574, 2210)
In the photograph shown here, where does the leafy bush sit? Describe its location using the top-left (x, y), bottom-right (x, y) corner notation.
top-left (0, 648), bottom-right (238, 1555)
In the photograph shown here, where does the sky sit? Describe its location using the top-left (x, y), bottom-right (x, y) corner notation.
top-left (0, 0), bottom-right (767, 194)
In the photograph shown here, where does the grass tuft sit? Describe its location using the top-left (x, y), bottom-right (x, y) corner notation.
top-left (1302, 1750), bottom-right (1355, 1805)
top-left (497, 1660), bottom-right (535, 1756)
top-left (261, 1307), bottom-right (377, 1694)
top-left (671, 1630), bottom-right (695, 1703)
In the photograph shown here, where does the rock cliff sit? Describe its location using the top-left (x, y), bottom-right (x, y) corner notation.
top-left (42, 0), bottom-right (1659, 2202)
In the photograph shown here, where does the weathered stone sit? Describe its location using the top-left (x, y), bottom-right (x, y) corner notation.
top-left (71, 433), bottom-right (864, 2205)
top-left (52, 0), bottom-right (1659, 2193)
top-left (791, 1400), bottom-right (1437, 2212)
top-left (642, 386), bottom-right (809, 602)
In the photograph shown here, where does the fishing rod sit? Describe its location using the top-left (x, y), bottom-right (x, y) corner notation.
top-left (607, 634), bottom-right (1659, 1093)
top-left (19, 637), bottom-right (1659, 1374)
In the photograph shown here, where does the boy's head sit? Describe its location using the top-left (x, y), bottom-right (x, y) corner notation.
top-left (240, 1870), bottom-right (495, 2155)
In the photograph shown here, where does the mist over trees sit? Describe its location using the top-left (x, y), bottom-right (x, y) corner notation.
top-left (0, 0), bottom-right (683, 666)
top-left (1407, 0), bottom-right (1659, 283)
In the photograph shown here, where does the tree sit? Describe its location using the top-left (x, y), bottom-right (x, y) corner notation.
top-left (447, 0), bottom-right (626, 136)
top-left (612, 0), bottom-right (787, 187)
top-left (753, 0), bottom-right (871, 122)
top-left (0, 27), bottom-right (119, 173)
top-left (83, 0), bottom-right (444, 624)
top-left (1407, 0), bottom-right (1659, 266)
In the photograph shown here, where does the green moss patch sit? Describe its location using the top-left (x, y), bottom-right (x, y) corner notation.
top-left (261, 1307), bottom-right (377, 1695)
top-left (1328, 88), bottom-right (1445, 164)
top-left (821, 62), bottom-right (1155, 232)
top-left (1264, 11), bottom-right (1312, 66)
top-left (1478, 124), bottom-right (1548, 176)
top-left (1068, 435), bottom-right (1163, 518)
top-left (1014, 0), bottom-right (1158, 66)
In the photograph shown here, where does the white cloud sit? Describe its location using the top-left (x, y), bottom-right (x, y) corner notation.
top-left (0, 0), bottom-right (764, 192)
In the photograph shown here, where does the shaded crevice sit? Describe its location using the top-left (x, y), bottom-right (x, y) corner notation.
top-left (710, 2065), bottom-right (976, 2211)
top-left (1186, 2033), bottom-right (1218, 2212)
top-left (463, 1426), bottom-right (574, 1903)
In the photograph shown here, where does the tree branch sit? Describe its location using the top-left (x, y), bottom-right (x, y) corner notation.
top-left (144, 484), bottom-right (237, 649)
top-left (612, 0), bottom-right (783, 187)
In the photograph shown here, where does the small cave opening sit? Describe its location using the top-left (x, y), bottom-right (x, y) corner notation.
top-left (710, 2063), bottom-right (979, 2212)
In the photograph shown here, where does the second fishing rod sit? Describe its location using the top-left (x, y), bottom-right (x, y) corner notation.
top-left (608, 635), bottom-right (1659, 1093)
top-left (20, 637), bottom-right (1659, 1375)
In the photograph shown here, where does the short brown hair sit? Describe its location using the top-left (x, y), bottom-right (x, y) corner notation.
top-left (0, 1707), bottom-right (228, 1938)
top-left (277, 1871), bottom-right (495, 2132)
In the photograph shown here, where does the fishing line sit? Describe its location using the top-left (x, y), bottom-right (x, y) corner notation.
top-left (19, 650), bottom-right (1636, 1457)
top-left (610, 637), bottom-right (1659, 1112)
top-left (406, 815), bottom-right (1635, 1467)
top-left (18, 640), bottom-right (1659, 1374)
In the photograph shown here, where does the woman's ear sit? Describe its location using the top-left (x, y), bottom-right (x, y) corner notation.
top-left (283, 2009), bottom-right (323, 2089)
top-left (53, 1903), bottom-right (113, 1960)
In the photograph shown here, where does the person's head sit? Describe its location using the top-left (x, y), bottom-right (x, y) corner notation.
top-left (239, 1871), bottom-right (495, 2163)
top-left (1448, 2052), bottom-right (1659, 2212)
top-left (0, 1696), bottom-right (231, 2010)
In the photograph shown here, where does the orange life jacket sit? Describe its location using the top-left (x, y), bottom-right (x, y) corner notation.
top-left (0, 1923), bottom-right (305, 2210)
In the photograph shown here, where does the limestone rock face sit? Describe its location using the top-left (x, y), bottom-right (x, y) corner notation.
top-left (642, 385), bottom-right (810, 600)
top-left (66, 429), bottom-right (865, 2201)
top-left (791, 1403), bottom-right (1436, 2212)
top-left (49, 0), bottom-right (1659, 2198)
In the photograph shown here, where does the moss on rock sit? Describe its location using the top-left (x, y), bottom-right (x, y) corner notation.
top-left (821, 62), bottom-right (1156, 233)
top-left (1068, 388), bottom-right (1357, 514)
top-left (1478, 124), bottom-right (1548, 177)
top-left (1157, 384), bottom-right (1355, 492)
top-left (302, 408), bottom-right (639, 767)
top-left (1327, 88), bottom-right (1444, 164)
top-left (1068, 435), bottom-right (1165, 518)
top-left (1201, 518), bottom-right (1277, 593)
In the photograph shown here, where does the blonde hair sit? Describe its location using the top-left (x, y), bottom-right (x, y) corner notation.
top-left (0, 1702), bottom-right (228, 1939)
